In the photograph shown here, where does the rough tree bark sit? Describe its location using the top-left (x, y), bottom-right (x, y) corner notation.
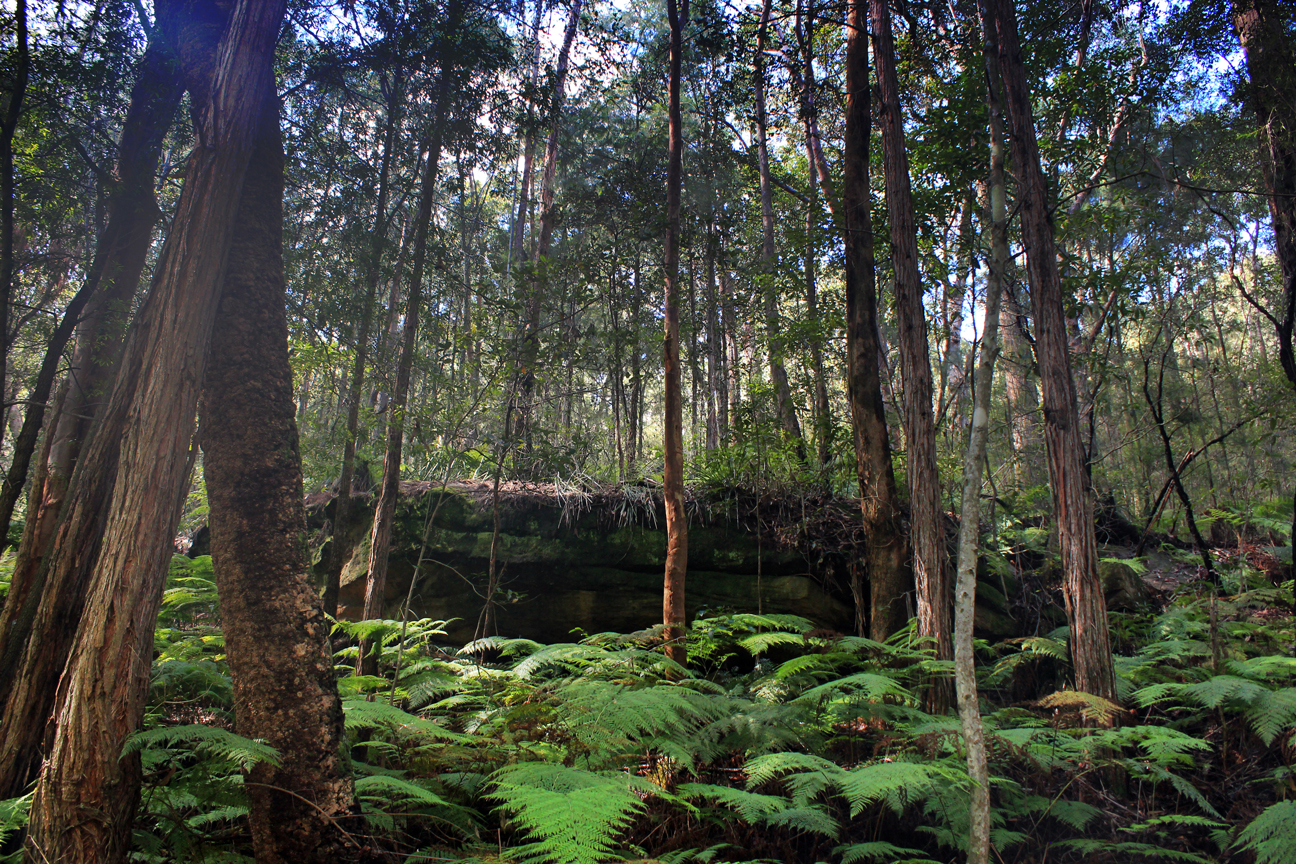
top-left (871, 0), bottom-right (952, 708)
top-left (662, 0), bottom-right (689, 666)
top-left (1233, 0), bottom-right (1296, 588)
top-left (843, 0), bottom-right (906, 640)
top-left (21, 3), bottom-right (286, 860)
top-left (990, 0), bottom-right (1117, 703)
top-left (359, 0), bottom-right (465, 675)
top-left (0, 7), bottom-right (183, 680)
top-left (201, 85), bottom-right (360, 863)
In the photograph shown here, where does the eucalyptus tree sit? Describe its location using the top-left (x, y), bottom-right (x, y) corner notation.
top-left (23, 2), bottom-right (292, 859)
top-left (662, 0), bottom-right (688, 665)
top-left (871, 0), bottom-right (951, 708)
top-left (987, 0), bottom-right (1116, 703)
top-left (842, 0), bottom-right (905, 639)
top-left (0, 0), bottom-right (186, 797)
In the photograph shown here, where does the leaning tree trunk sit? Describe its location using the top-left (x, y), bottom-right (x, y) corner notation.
top-left (843, 0), bottom-right (906, 640)
top-left (21, 3), bottom-right (286, 859)
top-left (1233, 0), bottom-right (1296, 589)
top-left (359, 1), bottom-right (464, 676)
top-left (0, 10), bottom-right (182, 684)
top-left (201, 87), bottom-right (360, 864)
top-left (990, 0), bottom-right (1116, 703)
top-left (871, 0), bottom-right (952, 710)
top-left (662, 0), bottom-right (689, 667)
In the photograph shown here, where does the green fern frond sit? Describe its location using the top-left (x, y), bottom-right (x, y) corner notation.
top-left (834, 841), bottom-right (933, 864)
top-left (1046, 799), bottom-right (1103, 831)
top-left (1234, 801), bottom-right (1296, 864)
top-left (488, 763), bottom-right (650, 864)
top-left (840, 760), bottom-right (956, 817)
top-left (342, 697), bottom-right (469, 741)
top-left (122, 725), bottom-right (280, 771)
top-left (677, 783), bottom-right (788, 822)
top-left (794, 672), bottom-right (912, 706)
top-left (739, 631), bottom-right (807, 656)
top-left (1181, 675), bottom-right (1264, 709)
top-left (761, 804), bottom-right (839, 838)
top-left (1056, 839), bottom-right (1214, 863)
top-left (0, 793), bottom-right (32, 852)
top-left (1246, 688), bottom-right (1296, 746)
top-left (744, 752), bottom-right (844, 788)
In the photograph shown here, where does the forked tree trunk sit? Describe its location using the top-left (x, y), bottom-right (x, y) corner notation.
top-left (359, 1), bottom-right (464, 675)
top-left (0, 9), bottom-right (182, 683)
top-left (201, 88), bottom-right (360, 864)
top-left (990, 0), bottom-right (1116, 703)
top-left (755, 0), bottom-right (804, 456)
top-left (662, 0), bottom-right (689, 666)
top-left (843, 0), bottom-right (906, 640)
top-left (871, 0), bottom-right (951, 711)
top-left (1233, 0), bottom-right (1296, 589)
top-left (22, 4), bottom-right (286, 859)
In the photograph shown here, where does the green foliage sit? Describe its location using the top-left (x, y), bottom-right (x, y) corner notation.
top-left (1235, 801), bottom-right (1296, 864)
top-left (488, 763), bottom-right (652, 864)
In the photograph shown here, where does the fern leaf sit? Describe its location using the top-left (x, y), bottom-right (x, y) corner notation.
top-left (1247, 688), bottom-right (1296, 746)
top-left (489, 763), bottom-right (649, 864)
top-left (834, 841), bottom-right (933, 864)
top-left (743, 752), bottom-right (844, 788)
top-left (793, 672), bottom-right (912, 706)
top-left (677, 783), bottom-right (788, 822)
top-left (738, 631), bottom-right (806, 656)
top-left (1234, 801), bottom-right (1296, 864)
top-left (122, 725), bottom-right (280, 771)
top-left (342, 697), bottom-right (469, 741)
top-left (840, 761), bottom-right (955, 817)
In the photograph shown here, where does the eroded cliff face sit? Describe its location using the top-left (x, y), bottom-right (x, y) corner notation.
top-left (307, 481), bottom-right (857, 643)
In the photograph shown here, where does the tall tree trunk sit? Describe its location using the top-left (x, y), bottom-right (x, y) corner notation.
top-left (793, 0), bottom-right (834, 467)
top-left (21, 4), bottom-right (286, 858)
top-left (359, 2), bottom-right (465, 676)
top-left (0, 0), bottom-right (27, 463)
top-left (755, 0), bottom-right (804, 455)
top-left (843, 0), bottom-right (906, 640)
top-left (990, 0), bottom-right (1116, 703)
top-left (324, 69), bottom-right (404, 619)
top-left (516, 0), bottom-right (583, 461)
top-left (0, 12), bottom-right (182, 664)
top-left (954, 11), bottom-right (1011, 858)
top-left (871, 0), bottom-right (951, 711)
top-left (201, 87), bottom-right (359, 864)
top-left (510, 0), bottom-right (546, 266)
top-left (662, 0), bottom-right (689, 667)
top-left (1233, 0), bottom-right (1296, 589)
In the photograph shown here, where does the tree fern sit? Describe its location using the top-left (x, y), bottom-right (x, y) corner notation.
top-left (488, 763), bottom-right (652, 864)
top-left (1234, 801), bottom-right (1296, 864)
